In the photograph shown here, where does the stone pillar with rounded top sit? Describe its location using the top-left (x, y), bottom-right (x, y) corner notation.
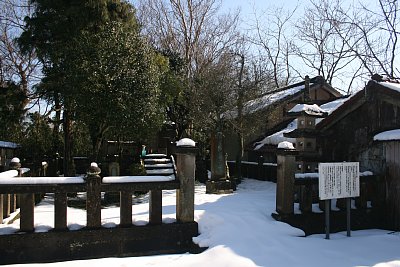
top-left (272, 142), bottom-right (297, 220)
top-left (175, 138), bottom-right (197, 223)
top-left (8, 158), bottom-right (20, 216)
top-left (86, 162), bottom-right (102, 228)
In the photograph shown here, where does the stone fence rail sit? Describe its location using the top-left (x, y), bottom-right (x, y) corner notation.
top-left (0, 143), bottom-right (203, 264)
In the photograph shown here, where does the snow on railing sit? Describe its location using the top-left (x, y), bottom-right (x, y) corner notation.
top-left (0, 176), bottom-right (84, 185)
top-left (102, 175), bottom-right (175, 183)
top-left (0, 170), bottom-right (18, 179)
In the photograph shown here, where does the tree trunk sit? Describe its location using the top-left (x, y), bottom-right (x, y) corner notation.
top-left (52, 94), bottom-right (61, 155)
top-left (63, 108), bottom-right (74, 176)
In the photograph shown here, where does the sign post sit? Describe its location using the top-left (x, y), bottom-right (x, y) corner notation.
top-left (318, 162), bottom-right (360, 239)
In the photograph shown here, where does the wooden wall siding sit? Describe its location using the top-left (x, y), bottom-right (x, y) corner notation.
top-left (385, 141), bottom-right (400, 230)
top-left (319, 90), bottom-right (400, 163)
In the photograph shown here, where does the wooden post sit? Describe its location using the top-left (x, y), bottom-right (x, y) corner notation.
top-left (175, 139), bottom-right (197, 223)
top-left (3, 195), bottom-right (10, 218)
top-left (120, 191), bottom-right (132, 227)
top-left (86, 163), bottom-right (102, 229)
top-left (299, 184), bottom-right (313, 213)
top-left (258, 156), bottom-right (264, 180)
top-left (54, 192), bottom-right (68, 230)
top-left (276, 149), bottom-right (297, 216)
top-left (0, 194), bottom-right (3, 222)
top-left (149, 190), bottom-right (162, 225)
top-left (20, 193), bottom-right (35, 232)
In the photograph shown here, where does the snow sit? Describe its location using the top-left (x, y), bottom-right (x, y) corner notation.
top-left (11, 157), bottom-right (20, 163)
top-left (0, 141), bottom-right (19, 149)
top-left (90, 162), bottom-right (98, 167)
top-left (277, 141), bottom-right (295, 150)
top-left (380, 81), bottom-right (400, 93)
top-left (295, 172), bottom-right (319, 179)
top-left (224, 85), bottom-right (305, 119)
top-left (146, 153), bottom-right (168, 157)
top-left (0, 177), bottom-right (84, 185)
top-left (102, 175), bottom-right (176, 183)
top-left (253, 97), bottom-right (351, 150)
top-left (146, 169), bottom-right (175, 175)
top-left (374, 129), bottom-right (400, 141)
top-left (176, 138), bottom-right (196, 147)
top-left (2, 178), bottom-right (398, 267)
top-left (0, 170), bottom-right (18, 179)
top-left (254, 120), bottom-right (297, 149)
top-left (288, 103), bottom-right (327, 116)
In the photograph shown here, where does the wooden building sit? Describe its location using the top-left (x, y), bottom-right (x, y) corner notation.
top-left (238, 76), bottom-right (342, 162)
top-left (272, 75), bottom-right (400, 231)
top-left (316, 76), bottom-right (400, 230)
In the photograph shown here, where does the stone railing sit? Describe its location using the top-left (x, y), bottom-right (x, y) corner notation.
top-left (0, 141), bottom-right (203, 264)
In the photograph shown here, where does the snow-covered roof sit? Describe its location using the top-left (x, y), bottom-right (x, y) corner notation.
top-left (379, 81), bottom-right (400, 93)
top-left (288, 104), bottom-right (327, 116)
top-left (374, 129), bottom-right (400, 141)
top-left (0, 141), bottom-right (19, 149)
top-left (254, 120), bottom-right (297, 149)
top-left (253, 97), bottom-right (350, 150)
top-left (224, 85), bottom-right (305, 119)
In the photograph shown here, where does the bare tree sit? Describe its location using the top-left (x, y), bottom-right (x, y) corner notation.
top-left (327, 0), bottom-right (399, 80)
top-left (137, 0), bottom-right (240, 138)
top-left (249, 4), bottom-right (297, 88)
top-left (220, 38), bottom-right (272, 178)
top-left (294, 0), bottom-right (358, 90)
top-left (0, 0), bottom-right (40, 109)
top-left (137, 0), bottom-right (240, 78)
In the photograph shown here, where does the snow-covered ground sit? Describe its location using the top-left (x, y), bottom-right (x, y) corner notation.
top-left (1, 179), bottom-right (399, 267)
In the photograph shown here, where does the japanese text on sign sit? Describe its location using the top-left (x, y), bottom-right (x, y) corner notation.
top-left (318, 162), bottom-right (360, 200)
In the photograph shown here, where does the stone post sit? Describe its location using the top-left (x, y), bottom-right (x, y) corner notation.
top-left (9, 158), bottom-right (35, 232)
top-left (210, 131), bottom-right (226, 180)
top-left (8, 159), bottom-right (20, 215)
top-left (86, 163), bottom-right (102, 228)
top-left (175, 138), bottom-right (197, 223)
top-left (274, 148), bottom-right (297, 218)
top-left (206, 131), bottom-right (235, 194)
top-left (258, 155), bottom-right (264, 180)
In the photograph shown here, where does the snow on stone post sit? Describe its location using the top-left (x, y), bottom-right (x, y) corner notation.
top-left (275, 142), bottom-right (297, 217)
top-left (8, 158), bottom-right (35, 232)
top-left (175, 138), bottom-right (197, 223)
top-left (8, 158), bottom-right (20, 217)
top-left (86, 163), bottom-right (102, 228)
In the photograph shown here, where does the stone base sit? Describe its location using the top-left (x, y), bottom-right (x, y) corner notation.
top-left (0, 222), bottom-right (204, 264)
top-left (206, 179), bottom-right (236, 194)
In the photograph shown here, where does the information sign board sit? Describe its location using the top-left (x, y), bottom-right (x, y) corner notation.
top-left (318, 162), bottom-right (359, 200)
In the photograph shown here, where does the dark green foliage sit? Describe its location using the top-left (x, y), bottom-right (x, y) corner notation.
top-left (19, 0), bottom-right (166, 163)
top-left (74, 20), bottom-right (165, 157)
top-left (19, 112), bottom-right (53, 163)
top-left (0, 82), bottom-right (26, 141)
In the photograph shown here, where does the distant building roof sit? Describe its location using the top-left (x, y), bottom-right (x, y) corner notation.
top-left (224, 76), bottom-right (342, 119)
top-left (253, 96), bottom-right (347, 150)
top-left (0, 141), bottom-right (19, 149)
top-left (316, 78), bottom-right (400, 131)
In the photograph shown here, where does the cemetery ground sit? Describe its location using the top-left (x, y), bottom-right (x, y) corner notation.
top-left (1, 178), bottom-right (399, 267)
